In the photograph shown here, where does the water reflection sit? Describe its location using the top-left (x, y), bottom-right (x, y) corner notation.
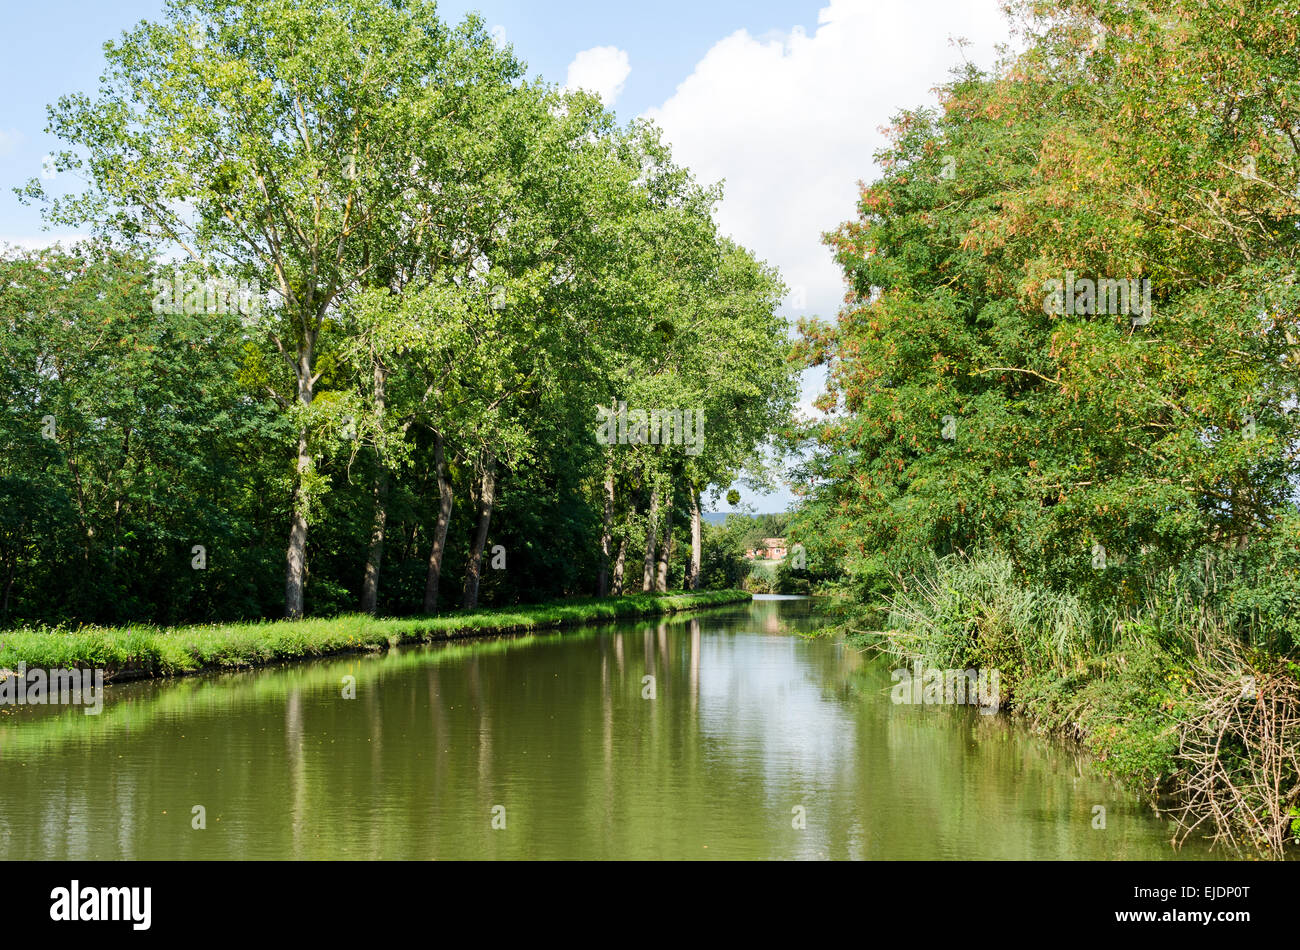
top-left (0, 598), bottom-right (1216, 860)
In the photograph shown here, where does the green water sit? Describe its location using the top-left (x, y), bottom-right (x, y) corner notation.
top-left (0, 597), bottom-right (1215, 859)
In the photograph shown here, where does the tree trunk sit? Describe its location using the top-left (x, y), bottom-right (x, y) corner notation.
top-left (612, 534), bottom-right (627, 596)
top-left (655, 500), bottom-right (672, 592)
top-left (285, 426), bottom-right (312, 619)
top-left (1, 551), bottom-right (15, 620)
top-left (284, 349), bottom-right (316, 620)
top-left (462, 451), bottom-right (496, 610)
top-left (598, 458), bottom-right (614, 596)
top-left (423, 430), bottom-right (453, 613)
top-left (689, 489), bottom-right (702, 591)
top-left (360, 361), bottom-right (388, 615)
top-left (360, 469), bottom-right (388, 614)
top-left (642, 485), bottom-right (660, 593)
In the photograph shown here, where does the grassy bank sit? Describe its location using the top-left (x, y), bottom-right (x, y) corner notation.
top-left (831, 553), bottom-right (1300, 860)
top-left (0, 590), bottom-right (751, 683)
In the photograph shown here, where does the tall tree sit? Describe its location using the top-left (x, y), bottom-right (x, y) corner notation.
top-left (34, 0), bottom-right (525, 617)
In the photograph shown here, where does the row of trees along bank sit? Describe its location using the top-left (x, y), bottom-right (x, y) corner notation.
top-left (1, 0), bottom-right (798, 626)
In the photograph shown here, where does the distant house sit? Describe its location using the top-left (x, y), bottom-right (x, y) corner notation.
top-left (745, 538), bottom-right (788, 561)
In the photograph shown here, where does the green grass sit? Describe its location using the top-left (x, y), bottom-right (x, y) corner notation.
top-left (0, 590), bottom-right (752, 681)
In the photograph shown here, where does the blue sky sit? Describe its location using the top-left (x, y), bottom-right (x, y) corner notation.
top-left (0, 0), bottom-right (822, 237)
top-left (0, 0), bottom-right (1013, 513)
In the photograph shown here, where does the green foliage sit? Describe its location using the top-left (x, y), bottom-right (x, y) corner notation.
top-left (3, 0), bottom-right (801, 625)
top-left (784, 0), bottom-right (1300, 858)
top-left (0, 244), bottom-right (289, 626)
top-left (867, 550), bottom-right (1201, 791)
top-left (879, 553), bottom-right (1101, 691)
top-left (1211, 513), bottom-right (1300, 654)
top-left (696, 514), bottom-right (797, 592)
top-left (1018, 639), bottom-right (1189, 793)
top-left (791, 0), bottom-right (1300, 609)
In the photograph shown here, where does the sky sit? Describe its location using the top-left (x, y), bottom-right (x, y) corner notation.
top-left (0, 0), bottom-right (1014, 513)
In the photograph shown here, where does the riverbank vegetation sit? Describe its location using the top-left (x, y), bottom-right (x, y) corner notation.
top-left (790, 0), bottom-right (1300, 858)
top-left (1, 0), bottom-right (797, 630)
top-left (0, 590), bottom-right (750, 682)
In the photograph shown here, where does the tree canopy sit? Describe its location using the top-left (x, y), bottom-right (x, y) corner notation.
top-left (4, 0), bottom-right (799, 625)
top-left (790, 0), bottom-right (1300, 613)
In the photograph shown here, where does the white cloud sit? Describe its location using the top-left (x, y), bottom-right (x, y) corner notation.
top-left (490, 24), bottom-right (507, 49)
top-left (564, 46), bottom-right (632, 106)
top-left (649, 0), bottom-right (1012, 510)
top-left (645, 0), bottom-right (1011, 322)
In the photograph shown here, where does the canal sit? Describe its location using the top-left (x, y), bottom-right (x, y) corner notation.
top-left (0, 596), bottom-right (1215, 859)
